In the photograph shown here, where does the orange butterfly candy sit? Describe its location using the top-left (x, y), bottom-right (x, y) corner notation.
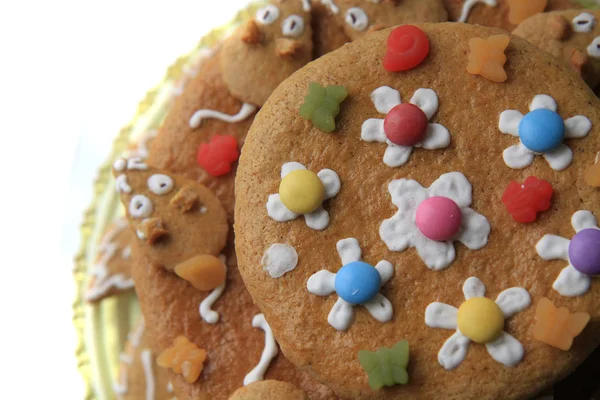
top-left (466, 35), bottom-right (510, 83)
top-left (533, 297), bottom-right (590, 351)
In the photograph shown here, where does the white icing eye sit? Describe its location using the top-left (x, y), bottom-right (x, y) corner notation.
top-left (281, 15), bottom-right (305, 38)
top-left (147, 174), bottom-right (174, 195)
top-left (573, 12), bottom-right (596, 33)
top-left (256, 5), bottom-right (280, 25)
top-left (345, 7), bottom-right (369, 31)
top-left (129, 195), bottom-right (153, 219)
top-left (588, 36), bottom-right (600, 59)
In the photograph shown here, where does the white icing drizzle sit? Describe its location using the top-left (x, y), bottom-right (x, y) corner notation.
top-left (141, 349), bottom-right (156, 400)
top-left (261, 244), bottom-right (298, 278)
top-left (167, 382), bottom-right (174, 393)
top-left (189, 103), bottom-right (257, 129)
top-left (114, 321), bottom-right (146, 398)
top-left (199, 255), bottom-right (227, 324)
top-left (115, 174), bottom-right (132, 194)
top-left (266, 162), bottom-right (341, 230)
top-left (307, 238), bottom-right (395, 331)
top-left (127, 156), bottom-right (149, 171)
top-left (122, 245), bottom-right (132, 260)
top-left (458, 0), bottom-right (498, 23)
top-left (85, 219), bottom-right (135, 302)
top-left (243, 314), bottom-right (279, 385)
top-left (321, 0), bottom-right (339, 14)
top-left (425, 277), bottom-right (530, 370)
top-left (301, 0), bottom-right (311, 12)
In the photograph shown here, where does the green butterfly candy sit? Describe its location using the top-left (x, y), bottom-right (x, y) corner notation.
top-left (299, 82), bottom-right (348, 132)
top-left (358, 340), bottom-right (409, 390)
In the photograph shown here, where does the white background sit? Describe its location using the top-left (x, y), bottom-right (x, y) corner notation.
top-left (0, 1), bottom-right (249, 397)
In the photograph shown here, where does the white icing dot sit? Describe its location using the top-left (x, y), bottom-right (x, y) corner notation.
top-left (113, 158), bottom-right (127, 172)
top-left (281, 15), bottom-right (305, 37)
top-left (147, 174), bottom-right (174, 195)
top-left (261, 244), bottom-right (298, 278)
top-left (255, 5), bottom-right (280, 25)
top-left (345, 7), bottom-right (369, 31)
top-left (129, 195), bottom-right (153, 219)
top-left (573, 12), bottom-right (596, 33)
top-left (115, 174), bottom-right (132, 194)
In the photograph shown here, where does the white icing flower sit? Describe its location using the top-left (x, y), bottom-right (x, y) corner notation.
top-left (498, 94), bottom-right (592, 171)
top-left (379, 172), bottom-right (490, 271)
top-left (266, 162), bottom-right (341, 230)
top-left (307, 238), bottom-right (394, 331)
top-left (536, 210), bottom-right (600, 297)
top-left (425, 277), bottom-right (531, 370)
top-left (261, 244), bottom-right (298, 278)
top-left (361, 86), bottom-right (451, 168)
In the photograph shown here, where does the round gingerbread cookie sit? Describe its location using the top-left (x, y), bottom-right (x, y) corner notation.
top-left (220, 0), bottom-right (314, 106)
top-left (114, 321), bottom-right (177, 400)
top-left (235, 23), bottom-right (600, 399)
top-left (444, 0), bottom-right (580, 31)
top-left (513, 9), bottom-right (600, 92)
top-left (148, 48), bottom-right (256, 219)
top-left (320, 0), bottom-right (447, 40)
top-left (229, 380), bottom-right (309, 400)
top-left (86, 218), bottom-right (135, 303)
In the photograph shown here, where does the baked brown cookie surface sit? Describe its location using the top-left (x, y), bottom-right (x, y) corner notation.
top-left (234, 23), bottom-right (600, 399)
top-left (321, 0), bottom-right (447, 40)
top-left (86, 218), bottom-right (135, 302)
top-left (229, 380), bottom-right (309, 400)
top-left (443, 0), bottom-right (580, 31)
top-left (114, 321), bottom-right (176, 400)
top-left (220, 0), bottom-right (314, 106)
top-left (513, 9), bottom-right (600, 92)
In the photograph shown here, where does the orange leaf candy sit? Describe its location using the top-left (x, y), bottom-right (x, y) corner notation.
top-left (532, 297), bottom-right (590, 351)
top-left (508, 0), bottom-right (548, 25)
top-left (157, 336), bottom-right (207, 383)
top-left (174, 254), bottom-right (226, 291)
top-left (466, 35), bottom-right (510, 83)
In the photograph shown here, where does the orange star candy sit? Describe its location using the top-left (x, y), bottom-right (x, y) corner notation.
top-left (508, 0), bottom-right (548, 25)
top-left (466, 35), bottom-right (510, 83)
top-left (532, 297), bottom-right (590, 351)
top-left (157, 336), bottom-right (207, 383)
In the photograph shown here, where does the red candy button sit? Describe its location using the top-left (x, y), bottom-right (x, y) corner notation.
top-left (383, 25), bottom-right (430, 72)
top-left (384, 103), bottom-right (428, 146)
top-left (197, 135), bottom-right (240, 177)
top-left (502, 177), bottom-right (553, 223)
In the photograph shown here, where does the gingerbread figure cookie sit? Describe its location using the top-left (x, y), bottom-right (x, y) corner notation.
top-left (234, 23), bottom-right (600, 399)
top-left (229, 380), bottom-right (308, 400)
top-left (320, 0), bottom-right (447, 41)
top-left (513, 9), bottom-right (600, 91)
top-left (444, 0), bottom-right (580, 31)
top-left (312, 0), bottom-right (350, 57)
top-left (148, 49), bottom-right (256, 218)
top-left (114, 321), bottom-right (177, 400)
top-left (220, 0), bottom-right (314, 106)
top-left (86, 218), bottom-right (135, 303)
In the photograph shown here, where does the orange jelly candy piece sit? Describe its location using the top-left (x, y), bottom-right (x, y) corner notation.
top-left (508, 0), bottom-right (548, 25)
top-left (585, 159), bottom-right (600, 187)
top-left (466, 35), bottom-right (510, 83)
top-left (532, 297), bottom-right (590, 351)
top-left (157, 336), bottom-right (207, 383)
top-left (174, 254), bottom-right (226, 291)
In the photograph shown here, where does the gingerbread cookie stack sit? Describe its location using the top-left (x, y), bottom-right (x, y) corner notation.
top-left (83, 0), bottom-right (600, 399)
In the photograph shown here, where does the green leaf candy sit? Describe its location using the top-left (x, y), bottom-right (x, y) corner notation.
top-left (299, 82), bottom-right (348, 132)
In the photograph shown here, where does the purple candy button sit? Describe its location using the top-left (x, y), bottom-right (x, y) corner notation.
top-left (569, 229), bottom-right (600, 276)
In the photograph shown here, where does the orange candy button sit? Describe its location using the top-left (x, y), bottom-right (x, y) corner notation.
top-left (508, 0), bottom-right (548, 25)
top-left (466, 35), bottom-right (510, 83)
top-left (532, 297), bottom-right (590, 351)
top-left (174, 254), bottom-right (226, 291)
top-left (157, 336), bottom-right (206, 383)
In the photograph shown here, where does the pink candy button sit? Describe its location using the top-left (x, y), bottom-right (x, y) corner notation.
top-left (415, 196), bottom-right (462, 241)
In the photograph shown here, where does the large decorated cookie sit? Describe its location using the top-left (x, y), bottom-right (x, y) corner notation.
top-left (513, 9), bottom-right (600, 92)
top-left (234, 23), bottom-right (600, 399)
top-left (229, 380), bottom-right (308, 400)
top-left (319, 0), bottom-right (447, 40)
top-left (444, 0), bottom-right (580, 31)
top-left (85, 218), bottom-right (135, 303)
top-left (114, 321), bottom-right (176, 400)
top-left (113, 162), bottom-right (335, 399)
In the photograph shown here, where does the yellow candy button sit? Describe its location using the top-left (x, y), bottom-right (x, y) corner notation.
top-left (279, 170), bottom-right (325, 214)
top-left (457, 297), bottom-right (504, 344)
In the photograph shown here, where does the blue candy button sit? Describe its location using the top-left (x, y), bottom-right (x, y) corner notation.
top-left (334, 261), bottom-right (381, 305)
top-left (519, 109), bottom-right (565, 153)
